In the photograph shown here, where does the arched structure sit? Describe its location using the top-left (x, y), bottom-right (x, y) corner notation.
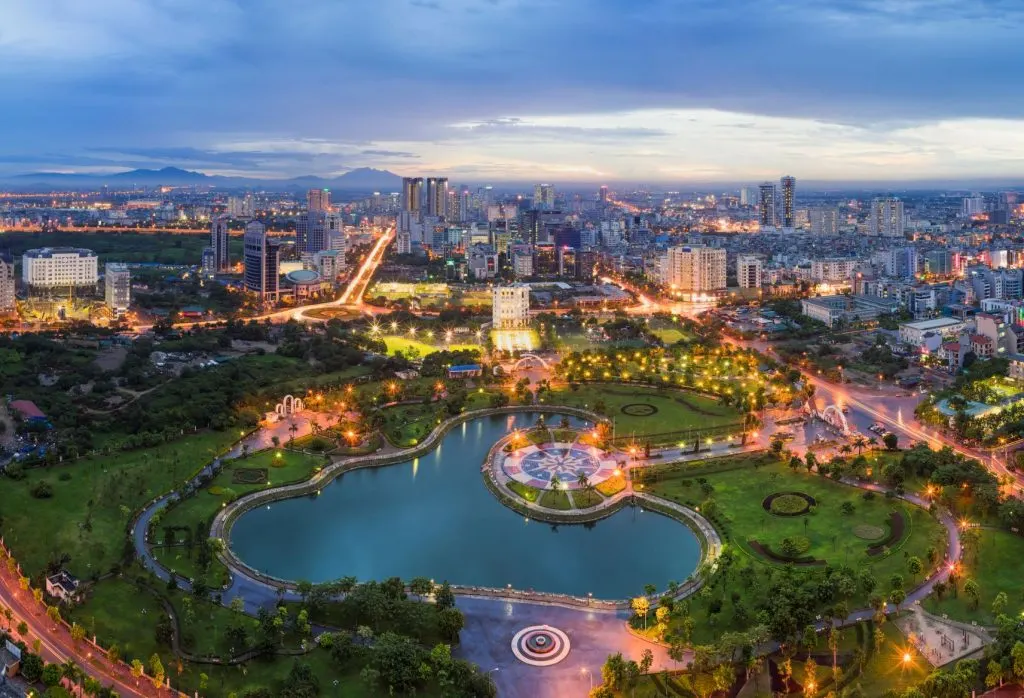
top-left (513, 353), bottom-right (551, 373)
top-left (275, 394), bottom-right (305, 417)
top-left (819, 404), bottom-right (851, 436)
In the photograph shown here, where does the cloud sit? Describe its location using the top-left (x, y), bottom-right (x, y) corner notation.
top-left (1, 0), bottom-right (1023, 180)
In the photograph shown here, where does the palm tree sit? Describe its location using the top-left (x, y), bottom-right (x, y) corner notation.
top-left (289, 421), bottom-right (299, 443)
top-left (576, 472), bottom-right (591, 491)
top-left (852, 435), bottom-right (868, 455)
top-left (866, 436), bottom-right (878, 451)
top-left (839, 444), bottom-right (853, 457)
top-left (550, 474), bottom-right (561, 491)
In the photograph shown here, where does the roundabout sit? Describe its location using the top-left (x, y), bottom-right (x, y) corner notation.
top-left (502, 442), bottom-right (619, 489)
top-left (511, 625), bottom-right (572, 666)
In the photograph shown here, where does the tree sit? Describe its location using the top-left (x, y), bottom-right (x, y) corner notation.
top-left (21, 653), bottom-right (44, 682)
top-left (987, 659), bottom-right (1007, 689)
top-left (640, 648), bottom-right (654, 675)
top-left (993, 591), bottom-right (1009, 618)
top-left (789, 456), bottom-right (803, 472)
top-left (1013, 641), bottom-right (1024, 682)
top-left (46, 606), bottom-right (60, 625)
top-left (965, 579), bottom-right (981, 610)
top-left (632, 597), bottom-right (650, 629)
top-left (409, 576), bottom-right (433, 601)
top-left (883, 432), bottom-right (899, 450)
top-left (438, 607), bottom-right (465, 644)
top-left (70, 623), bottom-right (86, 643)
top-left (435, 582), bottom-right (456, 611)
top-left (149, 653), bottom-right (165, 688)
top-left (130, 659), bottom-right (144, 682)
top-left (907, 556), bottom-right (923, 579)
top-left (40, 663), bottom-right (63, 687)
top-left (107, 644), bottom-right (120, 664)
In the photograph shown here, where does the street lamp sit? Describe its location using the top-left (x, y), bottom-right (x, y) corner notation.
top-left (580, 667), bottom-right (593, 691)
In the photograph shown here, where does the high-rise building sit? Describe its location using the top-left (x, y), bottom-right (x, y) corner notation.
top-left (104, 263), bottom-right (131, 314)
top-left (211, 215), bottom-right (231, 272)
top-left (869, 198), bottom-right (905, 237)
top-left (307, 189), bottom-right (331, 213)
top-left (740, 186), bottom-right (759, 207)
top-left (0, 254), bottom-right (15, 313)
top-left (243, 221), bottom-right (281, 301)
top-left (402, 178), bottom-right (423, 213)
top-left (780, 176), bottom-right (796, 229)
top-left (737, 255), bottom-right (763, 289)
top-left (201, 247), bottom-right (216, 277)
top-left (492, 284), bottom-right (531, 329)
top-left (22, 248), bottom-right (98, 291)
top-left (426, 177), bottom-right (449, 218)
top-left (961, 196), bottom-right (985, 218)
top-left (810, 207), bottom-right (839, 235)
top-left (534, 183), bottom-right (555, 210)
top-left (660, 246), bottom-right (727, 292)
top-left (296, 212), bottom-right (327, 254)
top-left (758, 183), bottom-right (777, 230)
top-left (599, 185), bottom-right (609, 203)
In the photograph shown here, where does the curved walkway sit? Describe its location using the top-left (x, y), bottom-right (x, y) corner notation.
top-left (130, 411), bottom-right (965, 698)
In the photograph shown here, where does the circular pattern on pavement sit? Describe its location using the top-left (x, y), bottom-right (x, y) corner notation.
top-left (511, 625), bottom-right (571, 666)
top-left (621, 403), bottom-right (658, 416)
top-left (502, 442), bottom-right (619, 490)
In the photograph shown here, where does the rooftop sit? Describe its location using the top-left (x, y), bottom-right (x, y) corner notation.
top-left (900, 317), bottom-right (964, 331)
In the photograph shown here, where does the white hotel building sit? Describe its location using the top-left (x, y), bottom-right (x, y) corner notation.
top-left (22, 248), bottom-right (98, 292)
top-left (492, 284), bottom-right (531, 329)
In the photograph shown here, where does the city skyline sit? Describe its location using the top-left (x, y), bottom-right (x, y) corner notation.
top-left (2, 0), bottom-right (1024, 183)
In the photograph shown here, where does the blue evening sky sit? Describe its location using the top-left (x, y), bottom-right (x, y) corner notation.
top-left (1, 0), bottom-right (1023, 182)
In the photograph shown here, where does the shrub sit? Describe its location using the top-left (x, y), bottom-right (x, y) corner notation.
top-left (30, 481), bottom-right (54, 499)
top-left (862, 490), bottom-right (876, 501)
top-left (57, 472), bottom-right (72, 482)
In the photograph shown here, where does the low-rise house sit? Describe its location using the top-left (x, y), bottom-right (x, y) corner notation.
top-left (45, 571), bottom-right (81, 605)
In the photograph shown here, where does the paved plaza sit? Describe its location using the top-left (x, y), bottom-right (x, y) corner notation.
top-left (502, 442), bottom-right (619, 489)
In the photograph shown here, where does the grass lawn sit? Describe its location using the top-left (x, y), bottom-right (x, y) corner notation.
top-left (539, 489), bottom-right (572, 510)
top-left (848, 622), bottom-right (931, 696)
top-left (923, 528), bottom-right (1024, 624)
top-left (153, 449), bottom-right (325, 584)
top-left (0, 430), bottom-right (240, 578)
top-left (508, 481), bottom-right (540, 503)
top-left (547, 384), bottom-right (741, 442)
top-left (651, 328), bottom-right (690, 344)
top-left (68, 577), bottom-right (163, 665)
top-left (573, 488), bottom-right (604, 508)
top-left (377, 387), bottom-right (512, 446)
top-left (382, 335), bottom-right (482, 358)
top-left (645, 459), bottom-right (947, 644)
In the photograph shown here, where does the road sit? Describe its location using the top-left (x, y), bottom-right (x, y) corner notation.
top-left (0, 551), bottom-right (177, 697)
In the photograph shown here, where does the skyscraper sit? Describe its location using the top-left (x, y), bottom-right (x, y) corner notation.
top-left (104, 263), bottom-right (131, 314)
top-left (736, 255), bottom-right (763, 289)
top-left (599, 185), bottom-right (609, 203)
top-left (243, 221), bottom-right (281, 301)
top-left (426, 177), bottom-right (449, 217)
top-left (758, 183), bottom-right (777, 230)
top-left (660, 246), bottom-right (727, 292)
top-left (296, 212), bottom-right (327, 254)
top-left (810, 207), bottom-right (839, 235)
top-left (0, 253), bottom-right (15, 314)
top-left (402, 177), bottom-right (423, 213)
top-left (870, 198), bottom-right (905, 237)
top-left (307, 189), bottom-right (331, 213)
top-left (211, 215), bottom-right (230, 272)
top-left (534, 183), bottom-right (555, 210)
top-left (780, 176), bottom-right (796, 228)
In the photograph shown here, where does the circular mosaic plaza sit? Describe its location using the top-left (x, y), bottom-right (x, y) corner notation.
top-left (511, 625), bottom-right (571, 666)
top-left (502, 442), bottom-right (619, 490)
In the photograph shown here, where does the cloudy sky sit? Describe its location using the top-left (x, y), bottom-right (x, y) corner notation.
top-left (2, 0), bottom-right (1024, 183)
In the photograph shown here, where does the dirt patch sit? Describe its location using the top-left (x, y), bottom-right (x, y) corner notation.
top-left (94, 345), bottom-right (128, 372)
top-left (232, 468), bottom-right (268, 485)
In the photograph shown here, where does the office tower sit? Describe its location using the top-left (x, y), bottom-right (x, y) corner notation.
top-left (227, 196), bottom-right (245, 218)
top-left (243, 221), bottom-right (281, 301)
top-left (402, 177), bottom-right (423, 213)
top-left (313, 249), bottom-right (344, 280)
top-left (104, 263), bottom-right (131, 314)
top-left (758, 183), bottom-right (777, 230)
top-left (961, 196), bottom-right (985, 218)
top-left (869, 198), bottom-right (905, 237)
top-left (307, 189), bottom-right (331, 213)
top-left (660, 246), bottom-right (727, 292)
top-left (459, 187), bottom-right (471, 222)
top-left (492, 284), bottom-right (531, 329)
top-left (520, 209), bottom-right (541, 246)
top-left (552, 225), bottom-right (581, 249)
top-left (534, 183), bottom-right (555, 210)
top-left (599, 185), bottom-right (609, 203)
top-left (810, 207), bottom-right (839, 235)
top-left (737, 254), bottom-right (763, 288)
top-left (296, 212), bottom-right (328, 254)
top-left (211, 215), bottom-right (230, 272)
top-left (0, 254), bottom-right (14, 313)
top-left (924, 250), bottom-right (952, 276)
top-left (780, 176), bottom-right (796, 228)
top-left (22, 247), bottom-right (99, 291)
top-left (999, 192), bottom-right (1018, 211)
top-left (426, 177), bottom-right (449, 218)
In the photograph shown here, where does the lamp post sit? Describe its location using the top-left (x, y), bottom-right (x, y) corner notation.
top-left (581, 667), bottom-right (593, 691)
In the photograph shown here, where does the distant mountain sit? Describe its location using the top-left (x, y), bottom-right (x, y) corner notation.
top-left (5, 166), bottom-right (403, 192)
